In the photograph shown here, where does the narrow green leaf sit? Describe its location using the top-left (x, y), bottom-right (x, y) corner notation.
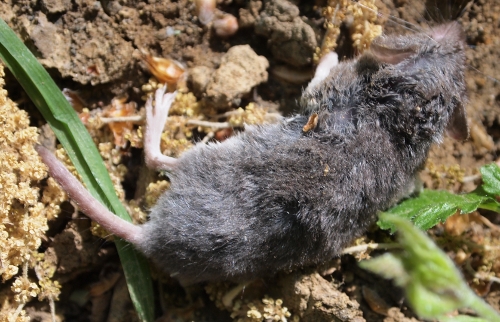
top-left (480, 164), bottom-right (500, 196)
top-left (0, 18), bottom-right (154, 321)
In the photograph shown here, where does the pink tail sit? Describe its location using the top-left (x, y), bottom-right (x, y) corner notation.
top-left (36, 145), bottom-right (143, 244)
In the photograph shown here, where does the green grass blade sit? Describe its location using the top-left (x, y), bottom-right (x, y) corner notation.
top-left (0, 18), bottom-right (154, 321)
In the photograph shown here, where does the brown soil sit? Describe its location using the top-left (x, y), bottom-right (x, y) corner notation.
top-left (0, 0), bottom-right (499, 321)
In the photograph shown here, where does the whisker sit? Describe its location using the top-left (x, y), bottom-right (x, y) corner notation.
top-left (467, 65), bottom-right (500, 85)
top-left (352, 0), bottom-right (434, 42)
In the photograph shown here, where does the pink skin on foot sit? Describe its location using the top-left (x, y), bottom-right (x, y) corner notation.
top-left (35, 86), bottom-right (180, 245)
top-left (144, 86), bottom-right (179, 172)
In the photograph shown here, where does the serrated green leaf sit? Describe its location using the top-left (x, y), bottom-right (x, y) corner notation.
top-left (364, 215), bottom-right (469, 318)
top-left (363, 215), bottom-right (500, 321)
top-left (480, 164), bottom-right (500, 196)
top-left (0, 18), bottom-right (154, 321)
top-left (359, 253), bottom-right (409, 284)
top-left (378, 190), bottom-right (488, 232)
top-left (379, 164), bottom-right (500, 232)
top-left (440, 316), bottom-right (489, 322)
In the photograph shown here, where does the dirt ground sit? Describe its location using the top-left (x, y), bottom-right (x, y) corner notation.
top-left (0, 0), bottom-right (499, 321)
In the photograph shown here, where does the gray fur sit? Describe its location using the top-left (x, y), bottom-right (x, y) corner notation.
top-left (139, 22), bottom-right (467, 284)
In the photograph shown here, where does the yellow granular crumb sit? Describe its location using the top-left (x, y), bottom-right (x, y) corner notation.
top-left (228, 103), bottom-right (270, 127)
top-left (169, 91), bottom-right (201, 117)
top-left (314, 0), bottom-right (348, 64)
top-left (145, 180), bottom-right (170, 208)
top-left (160, 115), bottom-right (194, 157)
top-left (11, 275), bottom-right (39, 304)
top-left (42, 177), bottom-right (67, 221)
top-left (127, 199), bottom-right (148, 224)
top-left (426, 161), bottom-right (465, 189)
top-left (0, 301), bottom-right (30, 322)
top-left (315, 0), bottom-right (382, 63)
top-left (348, 0), bottom-right (383, 52)
top-left (33, 253), bottom-right (61, 302)
top-left (0, 63), bottom-right (63, 318)
top-left (124, 129), bottom-right (144, 148)
top-left (54, 147), bottom-right (81, 179)
top-left (233, 296), bottom-right (292, 322)
top-left (206, 284), bottom-right (293, 322)
top-left (141, 77), bottom-right (164, 101)
top-left (0, 65), bottom-right (46, 281)
top-left (98, 142), bottom-right (127, 200)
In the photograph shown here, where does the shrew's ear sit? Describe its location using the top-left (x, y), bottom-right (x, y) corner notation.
top-left (369, 42), bottom-right (416, 65)
top-left (446, 102), bottom-right (469, 141)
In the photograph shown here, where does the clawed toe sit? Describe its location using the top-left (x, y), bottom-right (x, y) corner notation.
top-left (144, 85), bottom-right (179, 172)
